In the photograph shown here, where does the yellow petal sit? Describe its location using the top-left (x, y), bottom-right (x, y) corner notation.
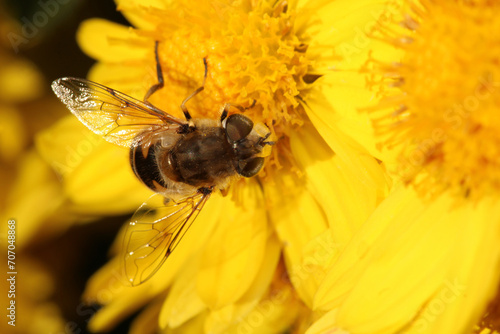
top-left (314, 186), bottom-right (500, 334)
top-left (167, 311), bottom-right (208, 334)
top-left (87, 61), bottom-right (150, 101)
top-left (299, 0), bottom-right (403, 164)
top-left (311, 73), bottom-right (378, 149)
top-left (87, 275), bottom-right (160, 332)
top-left (36, 116), bottom-right (151, 214)
top-left (305, 309), bottom-right (349, 334)
top-left (204, 233), bottom-right (281, 333)
top-left (0, 106), bottom-right (26, 161)
top-left (405, 199), bottom-right (500, 334)
top-left (84, 256), bottom-right (176, 332)
top-left (63, 143), bottom-right (149, 214)
top-left (159, 256), bottom-right (206, 329)
top-left (266, 124), bottom-right (387, 307)
top-left (290, 123), bottom-right (388, 243)
top-left (197, 181), bottom-right (268, 309)
top-left (36, 116), bottom-right (102, 175)
top-left (315, 186), bottom-right (436, 312)
top-left (115, 0), bottom-right (168, 30)
top-left (268, 175), bottom-right (329, 307)
top-left (298, 0), bottom-right (399, 69)
top-left (28, 303), bottom-right (66, 334)
top-left (0, 57), bottom-right (43, 102)
top-left (130, 298), bottom-right (163, 334)
top-left (77, 18), bottom-right (149, 62)
top-left (1, 150), bottom-right (66, 248)
top-left (86, 194), bottom-right (223, 331)
top-left (83, 257), bottom-right (139, 305)
top-left (0, 255), bottom-right (66, 333)
top-left (223, 277), bottom-right (301, 334)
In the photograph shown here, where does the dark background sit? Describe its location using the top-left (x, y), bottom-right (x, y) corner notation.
top-left (6, 0), bottom-right (130, 80)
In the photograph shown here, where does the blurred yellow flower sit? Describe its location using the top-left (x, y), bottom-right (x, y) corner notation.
top-left (42, 0), bottom-right (394, 333)
top-left (310, 1), bottom-right (500, 333)
top-left (365, 0), bottom-right (500, 201)
top-left (0, 257), bottom-right (66, 334)
top-left (0, 3), bottom-right (81, 248)
top-left (0, 7), bottom-right (73, 332)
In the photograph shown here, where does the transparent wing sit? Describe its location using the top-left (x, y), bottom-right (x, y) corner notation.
top-left (123, 190), bottom-right (211, 286)
top-left (51, 77), bottom-right (185, 148)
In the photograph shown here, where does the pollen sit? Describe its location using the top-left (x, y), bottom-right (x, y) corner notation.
top-left (367, 0), bottom-right (500, 200)
top-left (129, 0), bottom-right (314, 178)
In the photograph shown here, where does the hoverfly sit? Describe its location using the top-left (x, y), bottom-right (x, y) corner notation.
top-left (52, 42), bottom-right (273, 285)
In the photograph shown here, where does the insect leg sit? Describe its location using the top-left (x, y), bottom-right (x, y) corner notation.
top-left (257, 131), bottom-right (275, 146)
top-left (180, 58), bottom-right (208, 121)
top-left (144, 41), bottom-right (165, 103)
top-left (197, 186), bottom-right (214, 196)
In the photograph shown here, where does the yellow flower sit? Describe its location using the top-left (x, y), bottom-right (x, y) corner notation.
top-left (0, 20), bottom-right (68, 248)
top-left (0, 8), bottom-right (72, 332)
top-left (45, 0), bottom-right (394, 332)
top-left (310, 1), bottom-right (500, 333)
top-left (0, 256), bottom-right (66, 334)
top-left (0, 48), bottom-right (43, 164)
top-left (365, 0), bottom-right (500, 201)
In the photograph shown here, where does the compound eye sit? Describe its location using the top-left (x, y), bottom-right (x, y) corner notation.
top-left (238, 157), bottom-right (264, 177)
top-left (225, 114), bottom-right (254, 142)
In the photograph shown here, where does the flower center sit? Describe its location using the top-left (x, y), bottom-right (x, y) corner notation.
top-left (134, 0), bottom-right (314, 178)
top-left (368, 0), bottom-right (500, 200)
